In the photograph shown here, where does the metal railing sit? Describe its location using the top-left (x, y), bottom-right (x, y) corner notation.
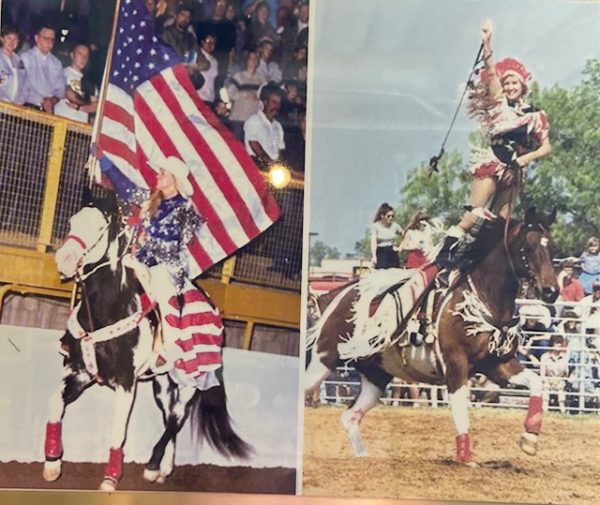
top-left (0, 102), bottom-right (303, 292)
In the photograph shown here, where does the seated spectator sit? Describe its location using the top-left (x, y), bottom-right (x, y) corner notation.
top-left (567, 339), bottom-right (600, 413)
top-left (581, 280), bottom-right (600, 325)
top-left (518, 303), bottom-right (554, 368)
top-left (0, 25), bottom-right (29, 105)
top-left (282, 108), bottom-right (305, 173)
top-left (256, 38), bottom-right (282, 83)
top-left (243, 82), bottom-right (284, 170)
top-left (294, 0), bottom-right (309, 50)
top-left (557, 259), bottom-right (585, 302)
top-left (198, 34), bottom-right (219, 106)
top-left (245, 1), bottom-right (277, 51)
top-left (195, 0), bottom-right (236, 84)
top-left (161, 3), bottom-right (208, 90)
top-left (226, 49), bottom-right (265, 140)
top-left (145, 0), bottom-right (172, 36)
top-left (579, 237), bottom-right (600, 295)
top-left (54, 44), bottom-right (97, 123)
top-left (20, 24), bottom-right (66, 113)
top-left (540, 335), bottom-right (568, 413)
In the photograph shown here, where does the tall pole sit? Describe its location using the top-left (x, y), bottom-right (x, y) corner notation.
top-left (87, 0), bottom-right (123, 184)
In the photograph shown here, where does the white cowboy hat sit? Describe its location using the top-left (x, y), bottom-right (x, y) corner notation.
top-left (518, 303), bottom-right (552, 329)
top-left (148, 156), bottom-right (194, 198)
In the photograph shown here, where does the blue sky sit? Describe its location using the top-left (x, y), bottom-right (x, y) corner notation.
top-left (307, 0), bottom-right (600, 255)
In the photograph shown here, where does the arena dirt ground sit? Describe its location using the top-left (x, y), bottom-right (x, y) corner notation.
top-left (303, 406), bottom-right (600, 504)
top-left (0, 462), bottom-right (295, 494)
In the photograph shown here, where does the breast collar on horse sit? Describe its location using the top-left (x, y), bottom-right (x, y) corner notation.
top-left (66, 211), bottom-right (149, 377)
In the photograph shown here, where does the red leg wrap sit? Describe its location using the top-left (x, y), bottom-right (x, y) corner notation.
top-left (525, 395), bottom-right (543, 434)
top-left (104, 447), bottom-right (124, 483)
top-left (45, 422), bottom-right (63, 460)
top-left (456, 433), bottom-right (473, 463)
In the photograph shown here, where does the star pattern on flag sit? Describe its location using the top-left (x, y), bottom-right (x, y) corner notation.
top-left (110, 0), bottom-right (179, 95)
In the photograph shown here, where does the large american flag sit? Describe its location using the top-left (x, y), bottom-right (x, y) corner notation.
top-left (96, 0), bottom-right (280, 276)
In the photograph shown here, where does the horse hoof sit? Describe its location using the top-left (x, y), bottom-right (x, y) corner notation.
top-left (156, 475), bottom-right (166, 484)
top-left (42, 460), bottom-right (62, 482)
top-left (519, 432), bottom-right (538, 456)
top-left (143, 468), bottom-right (160, 482)
top-left (99, 478), bottom-right (117, 492)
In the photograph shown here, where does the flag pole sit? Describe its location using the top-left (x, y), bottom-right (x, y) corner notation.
top-left (86, 0), bottom-right (123, 186)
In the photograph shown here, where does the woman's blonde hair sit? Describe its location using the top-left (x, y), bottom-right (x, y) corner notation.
top-left (142, 191), bottom-right (163, 220)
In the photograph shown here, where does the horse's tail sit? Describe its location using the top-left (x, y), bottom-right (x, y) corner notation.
top-left (190, 384), bottom-right (252, 459)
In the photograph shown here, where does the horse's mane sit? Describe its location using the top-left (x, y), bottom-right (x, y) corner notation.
top-left (468, 218), bottom-right (519, 267)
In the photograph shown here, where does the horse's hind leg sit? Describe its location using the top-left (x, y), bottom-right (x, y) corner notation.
top-left (488, 358), bottom-right (543, 456)
top-left (43, 366), bottom-right (93, 482)
top-left (144, 374), bottom-right (195, 484)
top-left (341, 367), bottom-right (391, 457)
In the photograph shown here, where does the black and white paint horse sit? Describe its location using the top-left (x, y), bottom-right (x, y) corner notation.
top-left (44, 194), bottom-right (249, 490)
top-left (306, 209), bottom-right (559, 463)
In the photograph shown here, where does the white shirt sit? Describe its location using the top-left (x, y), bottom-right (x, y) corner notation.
top-left (243, 110), bottom-right (285, 160)
top-left (371, 221), bottom-right (403, 248)
top-left (198, 49), bottom-right (218, 103)
top-left (54, 67), bottom-right (89, 123)
top-left (0, 50), bottom-right (27, 104)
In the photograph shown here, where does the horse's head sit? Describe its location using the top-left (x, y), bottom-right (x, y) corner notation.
top-left (510, 207), bottom-right (559, 304)
top-left (55, 192), bottom-right (119, 279)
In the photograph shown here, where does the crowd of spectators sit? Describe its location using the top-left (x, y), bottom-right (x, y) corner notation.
top-left (0, 0), bottom-right (308, 173)
top-left (517, 241), bottom-right (600, 415)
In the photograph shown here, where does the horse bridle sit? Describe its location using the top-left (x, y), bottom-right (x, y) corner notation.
top-left (506, 221), bottom-right (549, 284)
top-left (63, 210), bottom-right (112, 279)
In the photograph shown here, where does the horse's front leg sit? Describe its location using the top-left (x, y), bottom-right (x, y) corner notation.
top-left (341, 368), bottom-right (391, 457)
top-left (445, 356), bottom-right (476, 465)
top-left (488, 358), bottom-right (543, 456)
top-left (43, 365), bottom-right (93, 482)
top-left (99, 384), bottom-right (137, 492)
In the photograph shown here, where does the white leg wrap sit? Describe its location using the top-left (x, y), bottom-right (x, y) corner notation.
top-left (508, 368), bottom-right (543, 397)
top-left (110, 386), bottom-right (136, 449)
top-left (449, 385), bottom-right (470, 435)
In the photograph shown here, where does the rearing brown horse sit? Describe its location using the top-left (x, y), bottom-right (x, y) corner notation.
top-left (305, 208), bottom-right (559, 463)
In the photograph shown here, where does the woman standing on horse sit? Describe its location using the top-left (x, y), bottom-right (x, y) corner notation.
top-left (437, 21), bottom-right (552, 269)
top-left (370, 203), bottom-right (404, 269)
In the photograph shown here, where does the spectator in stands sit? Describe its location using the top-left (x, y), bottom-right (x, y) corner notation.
top-left (579, 237), bottom-right (600, 295)
top-left (39, 0), bottom-right (90, 67)
top-left (161, 4), bottom-right (208, 90)
top-left (54, 44), bottom-right (97, 123)
top-left (540, 334), bottom-right (568, 413)
top-left (198, 34), bottom-right (220, 105)
top-left (226, 49), bottom-right (265, 140)
top-left (557, 259), bottom-right (585, 302)
top-left (398, 211), bottom-right (431, 269)
top-left (0, 26), bottom-right (29, 105)
top-left (294, 1), bottom-right (309, 49)
top-left (243, 82), bottom-right (284, 170)
top-left (245, 1), bottom-right (277, 51)
top-left (195, 0), bottom-right (236, 86)
top-left (518, 302), bottom-right (554, 368)
top-left (567, 338), bottom-right (600, 414)
top-left (162, 4), bottom-right (200, 62)
top-left (256, 38), bottom-right (282, 83)
top-left (20, 24), bottom-right (66, 113)
top-left (581, 280), bottom-right (600, 324)
top-left (145, 0), bottom-right (171, 35)
top-left (370, 203), bottom-right (404, 269)
top-left (273, 5), bottom-right (295, 70)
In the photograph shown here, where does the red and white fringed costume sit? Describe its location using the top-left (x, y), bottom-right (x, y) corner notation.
top-left (468, 57), bottom-right (550, 180)
top-left (161, 279), bottom-right (224, 388)
top-left (149, 266), bottom-right (223, 389)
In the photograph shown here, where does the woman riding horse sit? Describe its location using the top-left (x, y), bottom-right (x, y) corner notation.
top-left (437, 21), bottom-right (552, 272)
top-left (103, 156), bottom-right (222, 387)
